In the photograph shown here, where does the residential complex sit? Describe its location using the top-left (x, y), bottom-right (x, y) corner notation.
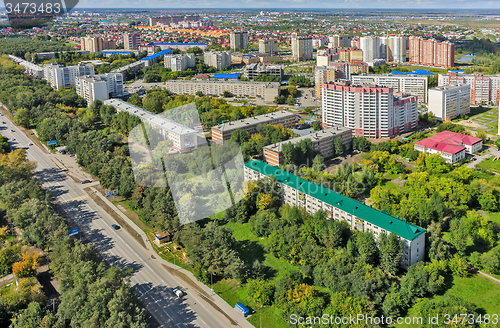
top-left (244, 160), bottom-right (426, 269)
top-left (103, 99), bottom-right (199, 151)
top-left (428, 84), bottom-right (471, 121)
top-left (204, 51), bottom-right (232, 70)
top-left (350, 73), bottom-right (428, 102)
top-left (123, 32), bottom-right (142, 50)
top-left (315, 66), bottom-right (338, 99)
top-left (317, 48), bottom-right (363, 66)
top-left (263, 126), bottom-right (353, 166)
top-left (81, 36), bottom-right (116, 52)
top-left (44, 63), bottom-right (95, 90)
top-left (360, 36), bottom-right (381, 62)
top-left (328, 35), bottom-right (351, 48)
top-left (164, 53), bottom-right (196, 71)
top-left (9, 55), bottom-right (44, 79)
top-left (409, 37), bottom-right (455, 68)
top-left (322, 82), bottom-right (418, 138)
top-left (387, 36), bottom-right (407, 63)
top-left (75, 73), bottom-right (124, 104)
top-left (230, 31), bottom-right (249, 51)
top-left (149, 15), bottom-right (200, 26)
top-left (414, 131), bottom-right (482, 164)
top-left (438, 71), bottom-right (500, 104)
top-left (242, 63), bottom-right (284, 80)
top-left (211, 110), bottom-right (296, 144)
top-left (291, 33), bottom-right (313, 62)
top-left (259, 39), bottom-right (279, 55)
top-left (163, 80), bottom-right (281, 103)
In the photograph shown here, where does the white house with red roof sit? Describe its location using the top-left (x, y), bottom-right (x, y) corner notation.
top-left (414, 131), bottom-right (483, 164)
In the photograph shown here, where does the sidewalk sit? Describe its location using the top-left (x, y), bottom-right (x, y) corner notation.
top-left (89, 186), bottom-right (254, 328)
top-left (478, 270), bottom-right (500, 286)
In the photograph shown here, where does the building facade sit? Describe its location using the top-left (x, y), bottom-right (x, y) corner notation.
top-left (387, 36), bottom-right (407, 63)
top-left (242, 63), bottom-right (284, 80)
top-left (230, 31), bottom-right (249, 51)
top-left (263, 126), bottom-right (353, 166)
top-left (428, 84), bottom-right (471, 121)
top-left (360, 36), bottom-right (381, 62)
top-left (164, 53), bottom-right (196, 71)
top-left (438, 71), bottom-right (500, 104)
top-left (328, 35), bottom-right (351, 48)
top-left (204, 51), bottom-right (232, 70)
top-left (259, 39), bottom-right (278, 55)
top-left (81, 36), bottom-right (116, 52)
top-left (75, 73), bottom-right (124, 104)
top-left (315, 66), bottom-right (338, 99)
top-left (123, 33), bottom-right (142, 50)
top-left (211, 110), bottom-right (296, 144)
top-left (350, 73), bottom-right (428, 102)
top-left (9, 55), bottom-right (44, 79)
top-left (322, 82), bottom-right (418, 138)
top-left (291, 33), bottom-right (313, 62)
top-left (244, 160), bottom-right (426, 269)
top-left (44, 63), bottom-right (95, 90)
top-left (409, 37), bottom-right (454, 68)
top-left (164, 80), bottom-right (281, 103)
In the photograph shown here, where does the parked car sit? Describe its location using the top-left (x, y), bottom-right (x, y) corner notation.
top-left (81, 180), bottom-right (91, 184)
top-left (28, 143), bottom-right (33, 146)
top-left (10, 130), bottom-right (14, 132)
top-left (111, 224), bottom-right (120, 230)
top-left (173, 288), bottom-right (184, 298)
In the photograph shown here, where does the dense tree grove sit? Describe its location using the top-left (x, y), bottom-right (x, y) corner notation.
top-left (0, 38), bottom-right (73, 57)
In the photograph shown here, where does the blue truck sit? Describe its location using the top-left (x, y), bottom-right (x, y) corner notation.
top-left (235, 302), bottom-right (250, 316)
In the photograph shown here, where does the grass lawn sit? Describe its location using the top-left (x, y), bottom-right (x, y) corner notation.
top-left (383, 181), bottom-right (401, 190)
top-left (384, 173), bottom-right (400, 180)
top-left (0, 282), bottom-right (13, 297)
top-left (477, 156), bottom-right (500, 173)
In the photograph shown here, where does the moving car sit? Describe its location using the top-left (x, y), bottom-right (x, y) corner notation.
top-left (111, 224), bottom-right (120, 230)
top-left (10, 130), bottom-right (14, 132)
top-left (172, 288), bottom-right (183, 298)
top-left (28, 143), bottom-right (33, 146)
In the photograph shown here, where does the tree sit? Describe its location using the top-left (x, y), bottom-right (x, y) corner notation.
top-left (312, 121), bottom-right (322, 131)
top-left (427, 222), bottom-right (451, 261)
top-left (222, 90), bottom-right (232, 97)
top-left (352, 137), bottom-right (371, 152)
top-left (10, 302), bottom-right (55, 328)
top-left (3, 278), bottom-right (46, 312)
top-left (379, 232), bottom-right (403, 276)
top-left (312, 154), bottom-right (324, 172)
top-left (14, 108), bottom-right (30, 128)
top-left (286, 96), bottom-right (296, 105)
top-left (274, 95), bottom-right (286, 104)
top-left (247, 279), bottom-right (275, 305)
top-left (356, 232), bottom-right (377, 264)
top-left (12, 251), bottom-right (40, 279)
top-left (334, 137), bottom-right (344, 156)
top-left (196, 91), bottom-right (203, 97)
top-left (449, 253), bottom-right (470, 277)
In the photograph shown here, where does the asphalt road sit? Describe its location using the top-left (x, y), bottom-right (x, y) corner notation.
top-left (0, 114), bottom-right (249, 328)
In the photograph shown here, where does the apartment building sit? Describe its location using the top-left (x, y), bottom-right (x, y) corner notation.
top-left (149, 15), bottom-right (199, 26)
top-left (110, 61), bottom-right (145, 77)
top-left (360, 36), bottom-right (381, 62)
top-left (244, 159), bottom-right (426, 269)
top-left (387, 36), bottom-right (407, 63)
top-left (123, 33), bottom-right (142, 50)
top-left (350, 73), bottom-right (428, 102)
top-left (164, 80), bottom-right (281, 103)
top-left (104, 99), bottom-right (198, 151)
top-left (230, 31), bottom-right (249, 51)
top-left (428, 84), bottom-right (471, 121)
top-left (164, 53), bottom-right (196, 71)
top-left (409, 37), bottom-right (455, 68)
top-left (9, 55), bottom-right (44, 79)
top-left (44, 63), bottom-right (95, 90)
top-left (211, 110), bottom-right (296, 144)
top-left (263, 126), bottom-right (352, 166)
top-left (328, 35), bottom-right (351, 48)
top-left (322, 82), bottom-right (418, 138)
top-left (242, 63), bottom-right (284, 80)
top-left (81, 36), bottom-right (116, 52)
top-left (438, 71), bottom-right (500, 104)
top-left (291, 33), bottom-right (313, 62)
top-left (75, 73), bottom-right (124, 104)
top-left (259, 39), bottom-right (278, 55)
top-left (315, 66), bottom-right (338, 99)
top-left (339, 48), bottom-right (363, 62)
top-left (204, 51), bottom-right (232, 70)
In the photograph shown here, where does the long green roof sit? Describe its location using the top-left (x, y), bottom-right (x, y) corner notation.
top-left (245, 160), bottom-right (426, 241)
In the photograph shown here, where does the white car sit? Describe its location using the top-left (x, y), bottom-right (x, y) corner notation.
top-left (172, 288), bottom-right (184, 298)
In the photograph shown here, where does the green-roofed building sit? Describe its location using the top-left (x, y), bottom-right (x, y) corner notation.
top-left (244, 159), bottom-right (426, 269)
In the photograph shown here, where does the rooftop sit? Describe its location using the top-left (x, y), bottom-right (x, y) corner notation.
top-left (141, 49), bottom-right (173, 61)
top-left (149, 42), bottom-right (208, 46)
top-left (103, 99), bottom-right (197, 136)
top-left (415, 139), bottom-right (466, 155)
top-left (425, 130), bottom-right (482, 147)
top-left (264, 126), bottom-right (351, 152)
top-left (430, 84), bottom-right (470, 91)
top-left (212, 110), bottom-right (296, 132)
top-left (245, 160), bottom-right (426, 241)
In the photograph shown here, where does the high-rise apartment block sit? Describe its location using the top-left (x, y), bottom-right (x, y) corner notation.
top-left (123, 33), bottom-right (142, 50)
top-left (75, 73), bottom-right (124, 104)
top-left (230, 31), bottom-right (249, 51)
top-left (244, 160), bottom-right (426, 269)
top-left (428, 84), bottom-right (471, 121)
top-left (387, 36), bottom-right (407, 63)
top-left (350, 73), bottom-right (428, 102)
top-left (44, 63), bottom-right (95, 90)
top-left (164, 53), bottom-right (196, 71)
top-left (322, 82), bottom-right (418, 138)
top-left (259, 39), bottom-right (278, 55)
top-left (315, 66), bottom-right (338, 99)
top-left (328, 35), bottom-right (351, 48)
top-left (291, 33), bottom-right (313, 62)
top-left (81, 36), bottom-right (116, 52)
top-left (339, 48), bottom-right (363, 62)
top-left (409, 37), bottom-right (454, 68)
top-left (438, 71), bottom-right (500, 104)
top-left (203, 51), bottom-right (231, 70)
top-left (360, 36), bottom-right (381, 62)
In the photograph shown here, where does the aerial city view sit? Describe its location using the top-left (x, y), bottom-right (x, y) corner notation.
top-left (0, 2), bottom-right (500, 328)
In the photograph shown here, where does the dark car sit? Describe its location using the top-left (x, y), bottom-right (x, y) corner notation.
top-left (10, 130), bottom-right (14, 132)
top-left (112, 224), bottom-right (120, 230)
top-left (81, 180), bottom-right (91, 184)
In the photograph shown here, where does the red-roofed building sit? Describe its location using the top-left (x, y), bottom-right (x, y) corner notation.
top-left (414, 130), bottom-right (483, 164)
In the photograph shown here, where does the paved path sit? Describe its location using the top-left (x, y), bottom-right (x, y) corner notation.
top-left (466, 146), bottom-right (500, 172)
top-left (478, 271), bottom-right (500, 286)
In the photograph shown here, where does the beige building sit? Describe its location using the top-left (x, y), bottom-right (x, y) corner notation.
top-left (164, 80), bottom-right (281, 103)
top-left (428, 84), bottom-right (470, 121)
top-left (211, 110), bottom-right (296, 144)
top-left (44, 63), bottom-right (95, 90)
top-left (263, 126), bottom-right (352, 166)
top-left (259, 39), bottom-right (278, 55)
top-left (245, 160), bottom-right (426, 269)
top-left (315, 66), bottom-right (338, 99)
top-left (350, 73), bottom-right (428, 102)
top-left (164, 53), bottom-right (196, 71)
top-left (230, 31), bottom-right (249, 51)
top-left (81, 36), bottom-right (116, 52)
top-left (75, 73), bottom-right (124, 105)
top-left (204, 51), bottom-right (232, 70)
top-left (123, 33), bottom-right (142, 50)
top-left (9, 55), bottom-right (44, 79)
top-left (291, 33), bottom-right (313, 62)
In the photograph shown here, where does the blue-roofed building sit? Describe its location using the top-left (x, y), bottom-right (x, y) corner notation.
top-left (141, 49), bottom-right (173, 66)
top-left (389, 70), bottom-right (406, 75)
top-left (411, 69), bottom-right (434, 76)
top-left (213, 73), bottom-right (240, 79)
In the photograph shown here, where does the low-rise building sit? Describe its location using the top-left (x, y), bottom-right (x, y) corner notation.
top-left (103, 99), bottom-right (199, 151)
top-left (414, 130), bottom-right (482, 163)
top-left (75, 73), bottom-right (124, 104)
top-left (244, 159), bottom-right (426, 269)
top-left (212, 110), bottom-right (296, 144)
top-left (110, 61), bottom-right (145, 78)
top-left (9, 55), bottom-right (44, 79)
top-left (263, 126), bottom-right (352, 166)
top-left (164, 53), bottom-right (196, 71)
top-left (242, 63), bottom-right (284, 80)
top-left (428, 84), bottom-right (471, 121)
top-left (164, 80), bottom-right (281, 103)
